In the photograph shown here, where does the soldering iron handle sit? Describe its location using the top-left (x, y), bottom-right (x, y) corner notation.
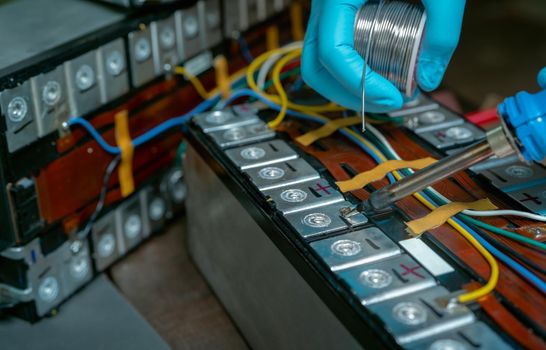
top-left (367, 139), bottom-right (494, 211)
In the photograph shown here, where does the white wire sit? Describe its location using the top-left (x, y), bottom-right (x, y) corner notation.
top-left (256, 41), bottom-right (303, 90)
top-left (364, 123), bottom-right (546, 222)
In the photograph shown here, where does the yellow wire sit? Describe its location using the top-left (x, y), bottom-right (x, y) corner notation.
top-left (175, 66), bottom-right (247, 100)
top-left (268, 50), bottom-right (303, 128)
top-left (246, 47), bottom-right (345, 113)
top-left (175, 66), bottom-right (212, 100)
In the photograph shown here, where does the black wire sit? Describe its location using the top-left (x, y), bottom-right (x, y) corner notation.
top-left (79, 155), bottom-right (121, 239)
top-left (462, 219), bottom-right (546, 276)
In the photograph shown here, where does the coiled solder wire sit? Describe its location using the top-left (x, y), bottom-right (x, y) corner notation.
top-left (354, 0), bottom-right (426, 127)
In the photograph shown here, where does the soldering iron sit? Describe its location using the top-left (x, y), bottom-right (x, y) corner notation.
top-left (346, 87), bottom-right (546, 215)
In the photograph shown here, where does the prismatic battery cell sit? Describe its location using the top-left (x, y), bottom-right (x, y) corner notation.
top-left (310, 227), bottom-right (401, 271)
top-left (337, 254), bottom-right (437, 305)
top-left (262, 178), bottom-right (345, 214)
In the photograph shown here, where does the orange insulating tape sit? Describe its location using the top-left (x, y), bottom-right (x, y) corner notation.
top-left (290, 2), bottom-right (305, 41)
top-left (115, 110), bottom-right (135, 198)
top-left (406, 199), bottom-right (498, 235)
top-left (296, 116), bottom-right (361, 146)
top-left (336, 158), bottom-right (437, 192)
top-left (214, 55), bottom-right (230, 100)
top-left (266, 26), bottom-right (280, 51)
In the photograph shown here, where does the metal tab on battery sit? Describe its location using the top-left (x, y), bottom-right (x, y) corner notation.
top-left (97, 38), bottom-right (129, 104)
top-left (225, 139), bottom-right (298, 170)
top-left (194, 109), bottom-right (260, 133)
top-left (404, 108), bottom-right (465, 134)
top-left (175, 5), bottom-right (202, 60)
top-left (419, 123), bottom-right (485, 150)
top-left (403, 322), bottom-right (512, 350)
top-left (199, 0), bottom-right (223, 49)
top-left (31, 65), bottom-right (70, 137)
top-left (284, 201), bottom-right (368, 239)
top-left (245, 158), bottom-right (320, 191)
top-left (151, 15), bottom-right (180, 75)
top-left (368, 286), bottom-right (475, 345)
top-left (310, 227), bottom-right (401, 271)
top-left (91, 211), bottom-right (119, 272)
top-left (115, 194), bottom-right (146, 253)
top-left (128, 27), bottom-right (155, 88)
top-left (65, 50), bottom-right (102, 118)
top-left (388, 94), bottom-right (439, 118)
top-left (0, 81), bottom-right (39, 153)
top-left (208, 120), bottom-right (275, 148)
top-left (338, 254), bottom-right (436, 305)
top-left (480, 161), bottom-right (546, 192)
top-left (263, 178), bottom-right (345, 214)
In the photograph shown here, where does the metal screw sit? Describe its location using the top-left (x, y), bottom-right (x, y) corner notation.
top-left (359, 269), bottom-right (393, 288)
top-left (280, 189), bottom-right (308, 203)
top-left (205, 111), bottom-right (233, 124)
top-left (207, 12), bottom-right (220, 29)
top-left (106, 50), bottom-right (125, 76)
top-left (42, 81), bottom-right (62, 106)
top-left (134, 38), bottom-right (151, 62)
top-left (429, 339), bottom-right (468, 350)
top-left (393, 302), bottom-right (428, 325)
top-left (38, 276), bottom-right (60, 303)
top-left (240, 147), bottom-right (266, 160)
top-left (7, 96), bottom-right (28, 122)
top-left (419, 111), bottom-right (445, 124)
top-left (160, 27), bottom-right (176, 49)
top-left (258, 166), bottom-right (285, 180)
top-left (331, 239), bottom-right (362, 257)
top-left (302, 213), bottom-right (332, 228)
top-left (75, 65), bottom-right (95, 91)
top-left (69, 240), bottom-right (82, 254)
top-left (183, 15), bottom-right (199, 39)
top-left (149, 197), bottom-right (167, 221)
top-left (223, 127), bottom-right (247, 141)
top-left (69, 256), bottom-right (90, 280)
top-left (97, 233), bottom-right (116, 258)
top-left (505, 165), bottom-right (533, 179)
top-left (446, 126), bottom-right (472, 140)
top-left (168, 170), bottom-right (186, 204)
top-left (124, 214), bottom-right (142, 239)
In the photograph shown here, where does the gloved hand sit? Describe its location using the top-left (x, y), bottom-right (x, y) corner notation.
top-left (302, 0), bottom-right (466, 113)
top-left (538, 67), bottom-right (546, 89)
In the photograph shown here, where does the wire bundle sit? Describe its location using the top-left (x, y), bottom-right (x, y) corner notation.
top-left (70, 42), bottom-right (546, 304)
top-left (354, 0), bottom-right (426, 97)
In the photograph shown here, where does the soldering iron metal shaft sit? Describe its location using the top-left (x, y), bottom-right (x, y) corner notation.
top-left (366, 139), bottom-right (495, 211)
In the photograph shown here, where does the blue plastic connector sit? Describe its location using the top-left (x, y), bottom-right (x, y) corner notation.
top-left (498, 88), bottom-right (546, 163)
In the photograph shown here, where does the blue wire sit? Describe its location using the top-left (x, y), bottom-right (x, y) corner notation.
top-left (67, 118), bottom-right (121, 155)
top-left (418, 191), bottom-right (546, 294)
top-left (237, 36), bottom-right (255, 63)
top-left (67, 94), bottom-right (221, 155)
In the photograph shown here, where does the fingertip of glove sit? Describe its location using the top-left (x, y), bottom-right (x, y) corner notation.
top-left (417, 60), bottom-right (447, 91)
top-left (538, 67), bottom-right (546, 89)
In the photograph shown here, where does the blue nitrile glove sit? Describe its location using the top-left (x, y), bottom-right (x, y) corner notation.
top-left (302, 0), bottom-right (466, 112)
top-left (538, 67), bottom-right (546, 89)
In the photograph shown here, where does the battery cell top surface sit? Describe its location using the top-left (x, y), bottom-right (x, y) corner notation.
top-left (0, 0), bottom-right (125, 78)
